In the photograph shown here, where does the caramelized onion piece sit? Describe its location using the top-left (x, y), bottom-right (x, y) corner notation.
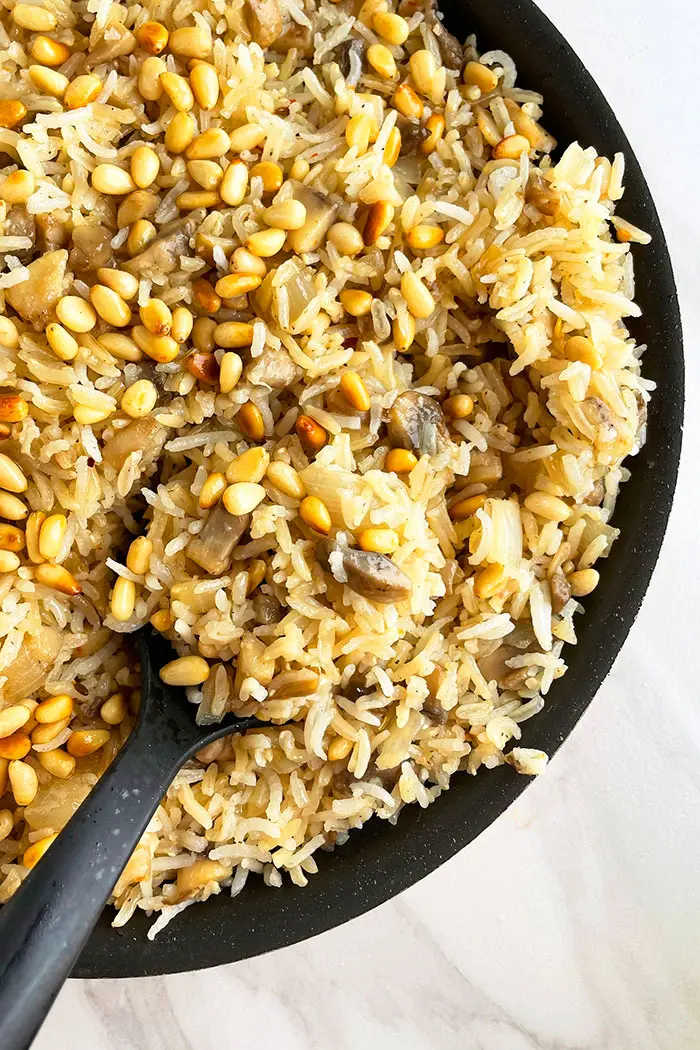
top-left (102, 418), bottom-right (167, 471)
top-left (2, 625), bottom-right (63, 703)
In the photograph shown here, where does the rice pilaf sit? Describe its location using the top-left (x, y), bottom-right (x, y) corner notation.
top-left (0, 0), bottom-right (652, 934)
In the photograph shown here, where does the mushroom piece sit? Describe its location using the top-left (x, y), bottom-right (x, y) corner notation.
top-left (422, 0), bottom-right (464, 70)
top-left (5, 249), bottom-right (70, 329)
top-left (285, 182), bottom-right (338, 254)
top-left (398, 117), bottom-right (430, 156)
top-left (273, 23), bottom-right (313, 55)
top-left (549, 569), bottom-right (572, 614)
top-left (331, 39), bottom-right (364, 80)
top-left (245, 346), bottom-right (301, 390)
top-left (246, 0), bottom-right (283, 48)
top-left (102, 418), bottom-right (168, 471)
top-left (36, 210), bottom-right (70, 252)
top-left (85, 21), bottom-right (136, 68)
top-left (252, 592), bottom-right (284, 625)
top-left (320, 540), bottom-right (412, 604)
top-left (187, 502), bottom-right (250, 576)
top-left (69, 224), bottom-right (113, 272)
top-left (123, 216), bottom-right (198, 280)
top-left (386, 391), bottom-right (450, 456)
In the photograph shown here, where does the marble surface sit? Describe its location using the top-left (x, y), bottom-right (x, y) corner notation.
top-left (36, 1), bottom-right (699, 1047)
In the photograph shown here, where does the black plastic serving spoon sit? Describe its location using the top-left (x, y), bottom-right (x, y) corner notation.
top-left (0, 627), bottom-right (277, 1050)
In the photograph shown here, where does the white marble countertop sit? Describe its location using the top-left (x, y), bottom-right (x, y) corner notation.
top-left (37, 1), bottom-right (699, 1047)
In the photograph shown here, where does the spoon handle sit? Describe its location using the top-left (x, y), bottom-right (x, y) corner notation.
top-left (0, 722), bottom-right (187, 1050)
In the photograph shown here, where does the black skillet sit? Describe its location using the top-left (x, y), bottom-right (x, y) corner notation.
top-left (10, 0), bottom-right (687, 987)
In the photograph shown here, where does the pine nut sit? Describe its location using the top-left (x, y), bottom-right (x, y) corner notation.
top-left (31, 718), bottom-right (70, 745)
top-left (299, 496), bottom-right (331, 535)
top-left (34, 563), bottom-right (81, 595)
top-left (160, 71), bottom-right (194, 111)
top-left (138, 56), bottom-right (167, 101)
top-left (97, 332), bottom-right (142, 362)
top-left (249, 161), bottom-right (283, 193)
top-left (150, 609), bottom-right (173, 632)
top-left (409, 50), bottom-right (438, 96)
top-left (67, 729), bottom-right (111, 757)
top-left (176, 189), bottom-right (219, 210)
top-left (38, 513), bottom-right (66, 560)
top-left (345, 113), bottom-right (375, 155)
top-left (295, 415), bottom-right (327, 454)
top-left (198, 472), bottom-right (226, 509)
top-left (392, 82), bottom-right (423, 120)
top-left (463, 61), bottom-right (498, 93)
top-left (0, 317), bottom-right (19, 348)
top-left (35, 694), bottom-right (73, 723)
top-left (8, 759), bottom-right (38, 806)
top-left (0, 396), bottom-right (28, 424)
top-left (328, 222), bottom-right (364, 256)
top-left (110, 576), bottom-right (136, 622)
top-left (0, 170), bottom-right (35, 204)
top-left (123, 536), bottom-right (151, 577)
top-left (237, 402), bottom-right (265, 441)
top-left (159, 655), bottom-right (210, 687)
top-left (23, 833), bottom-right (58, 869)
top-left (90, 285), bottom-right (132, 327)
top-left (121, 379), bottom-right (158, 418)
top-left (229, 123), bottom-right (266, 151)
top-left (176, 858), bottom-right (230, 893)
top-left (0, 100), bottom-right (26, 129)
top-left (171, 306), bottom-right (194, 343)
top-left (187, 159), bottom-right (223, 190)
top-left (0, 732), bottom-right (30, 760)
top-left (246, 228), bottom-right (286, 258)
top-left (222, 482), bottom-right (266, 515)
top-left (443, 394), bottom-right (474, 418)
top-left (219, 159), bottom-right (248, 205)
top-left (0, 705), bottom-right (30, 739)
top-left (185, 350), bottom-right (219, 385)
top-left (401, 271), bottom-right (435, 318)
top-left (0, 492), bottom-right (27, 521)
top-left (91, 163), bottom-right (136, 195)
top-left (131, 326), bottom-right (179, 363)
top-left (340, 289), bottom-right (373, 317)
top-left (28, 64), bottom-right (68, 97)
top-left (231, 247), bottom-right (266, 277)
top-left (13, 4), bottom-right (55, 30)
top-left (384, 448), bottom-right (417, 474)
top-left (363, 201), bottom-right (394, 245)
top-left (339, 371), bottom-right (371, 411)
top-left (190, 62), bottom-right (219, 110)
top-left (0, 550), bottom-right (19, 573)
top-left (192, 277), bottom-right (221, 314)
top-left (192, 317), bottom-right (216, 353)
top-left (31, 35), bottom-right (70, 66)
top-left (225, 447), bottom-right (270, 485)
top-left (373, 11), bottom-right (409, 44)
top-left (219, 352), bottom-right (243, 394)
top-left (100, 693), bottom-right (128, 725)
top-left (64, 73), bottom-right (102, 109)
top-left (328, 736), bottom-right (354, 761)
top-left (135, 21), bottom-right (169, 55)
top-left (357, 527), bottom-right (399, 554)
top-left (25, 512), bottom-right (44, 563)
top-left (95, 268), bottom-right (137, 302)
top-left (140, 298), bottom-right (172, 336)
top-left (56, 295), bottom-right (96, 333)
top-left (186, 128), bottom-right (230, 160)
top-left (449, 494), bottom-right (486, 520)
top-left (130, 146), bottom-right (160, 189)
top-left (474, 562), bottom-right (506, 599)
top-left (406, 224), bottom-right (444, 250)
top-left (127, 219), bottom-right (157, 256)
top-left (565, 335), bottom-right (603, 370)
top-left (213, 322), bottom-right (255, 348)
top-left (117, 188), bottom-right (159, 228)
top-left (367, 43), bottom-right (397, 79)
top-left (383, 126), bottom-right (401, 166)
top-left (263, 199), bottom-right (306, 230)
top-left (266, 461), bottom-right (306, 500)
top-left (568, 568), bottom-right (600, 597)
top-left (0, 762), bottom-right (7, 796)
top-left (0, 524), bottom-right (24, 551)
top-left (0, 454), bottom-right (26, 494)
top-left (392, 312), bottom-right (415, 352)
top-left (215, 273), bottom-right (261, 298)
top-left (37, 749), bottom-right (75, 779)
top-left (289, 157), bottom-right (309, 180)
top-left (165, 111), bottom-right (197, 154)
top-left (421, 113), bottom-right (445, 153)
top-left (493, 134), bottom-right (531, 159)
top-left (169, 26), bottom-right (212, 59)
top-left (523, 492), bottom-right (571, 522)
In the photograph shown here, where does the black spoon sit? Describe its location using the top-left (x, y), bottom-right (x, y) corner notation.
top-left (0, 626), bottom-right (280, 1050)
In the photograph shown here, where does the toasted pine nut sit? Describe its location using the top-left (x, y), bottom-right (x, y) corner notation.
top-left (443, 394), bottom-right (474, 419)
top-left (493, 134), bottom-right (531, 160)
top-left (406, 224), bottom-right (444, 250)
top-left (31, 718), bottom-right (70, 745)
top-left (409, 49), bottom-right (438, 96)
top-left (565, 335), bottom-right (603, 370)
top-left (568, 568), bottom-right (600, 597)
top-left (0, 454), bottom-right (26, 495)
top-left (23, 833), bottom-right (58, 869)
top-left (340, 289), bottom-right (373, 317)
top-left (159, 71), bottom-right (194, 111)
top-left (169, 26), bottom-right (212, 58)
top-left (35, 694), bottom-right (73, 724)
top-left (263, 199), bottom-right (306, 231)
top-left (328, 736), bottom-right (354, 761)
top-left (249, 161), bottom-right (283, 193)
top-left (219, 158), bottom-right (248, 205)
top-left (198, 472), bottom-right (227, 509)
top-left (231, 247), bottom-right (266, 277)
top-left (25, 512), bottom-right (44, 563)
top-left (91, 163), bottom-right (136, 195)
top-left (339, 371), bottom-right (371, 412)
top-left (67, 729), bottom-right (111, 758)
top-left (463, 61), bottom-right (498, 93)
top-left (401, 270), bottom-right (435, 318)
top-left (127, 219), bottom-right (157, 256)
top-left (421, 113), bottom-right (445, 154)
top-left (138, 56), bottom-right (167, 101)
top-left (328, 222), bottom-right (364, 256)
top-left (449, 494), bottom-right (486, 520)
top-left (56, 295), bottom-right (96, 333)
top-left (8, 759), bottom-right (38, 806)
top-left (165, 111), bottom-right (197, 154)
top-left (0, 731), bottom-right (31, 760)
top-left (121, 379), bottom-right (158, 418)
top-left (289, 157), bottom-right (310, 180)
top-left (176, 189), bottom-right (219, 210)
top-left (392, 312), bottom-right (415, 352)
top-left (225, 447), bottom-right (270, 485)
top-left (64, 73), bottom-right (102, 109)
top-left (345, 113), bottom-right (375, 155)
top-left (523, 492), bottom-right (571, 522)
top-left (363, 201), bottom-right (394, 246)
top-left (0, 524), bottom-right (24, 552)
top-left (13, 4), bottom-right (56, 30)
top-left (0, 396), bottom-right (28, 424)
top-left (190, 61), bottom-right (219, 110)
top-left (37, 749), bottom-right (75, 779)
top-left (176, 857), bottom-right (230, 893)
top-left (130, 145), bottom-right (160, 189)
top-left (392, 82), bottom-right (423, 120)
top-left (222, 482), bottom-right (266, 516)
top-left (171, 306), bottom-right (194, 343)
top-left (213, 322), bottom-right (255, 348)
top-left (97, 332), bottom-right (142, 362)
top-left (135, 21), bottom-right (169, 55)
top-left (150, 609), bottom-right (173, 633)
top-left (100, 693), bottom-right (128, 725)
top-left (246, 228), bottom-right (286, 258)
top-left (131, 326), bottom-right (179, 363)
top-left (474, 562), bottom-right (506, 599)
top-left (367, 43), bottom-right (397, 79)
top-left (0, 492), bottom-right (27, 521)
top-left (186, 159), bottom-right (223, 190)
top-left (383, 125), bottom-right (401, 167)
top-left (96, 267), bottom-right (139, 301)
top-left (186, 127), bottom-right (230, 160)
top-left (140, 298), bottom-right (172, 336)
top-left (34, 563), bottom-right (81, 595)
top-left (192, 317), bottom-right (216, 353)
top-left (219, 352), bottom-right (243, 394)
top-left (358, 527), bottom-right (400, 554)
top-left (266, 461), bottom-right (306, 500)
top-left (28, 64), bottom-right (68, 97)
top-left (0, 100), bottom-right (27, 129)
top-left (385, 448), bottom-right (417, 474)
top-left (0, 550), bottom-right (19, 573)
top-left (90, 285), bottom-right (132, 327)
top-left (215, 273), bottom-right (261, 298)
top-left (0, 705), bottom-right (30, 739)
top-left (0, 317), bottom-right (19, 348)
top-left (0, 170), bottom-right (35, 204)
top-left (229, 123), bottom-right (266, 151)
top-left (237, 402), bottom-right (265, 441)
top-left (373, 11), bottom-right (409, 44)
top-left (38, 513), bottom-right (66, 561)
top-left (31, 35), bottom-right (70, 66)
top-left (299, 496), bottom-right (331, 535)
top-left (295, 415), bottom-right (327, 454)
top-left (124, 536), bottom-right (152, 576)
top-left (160, 655), bottom-right (210, 687)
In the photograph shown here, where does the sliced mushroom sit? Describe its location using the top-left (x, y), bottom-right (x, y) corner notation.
top-left (285, 182), bottom-right (338, 254)
top-left (187, 502), bottom-right (250, 576)
top-left (102, 417), bottom-right (168, 471)
top-left (387, 391), bottom-right (450, 456)
top-left (245, 346), bottom-right (301, 390)
top-left (69, 224), bottom-right (113, 272)
top-left (246, 0), bottom-right (283, 48)
top-left (398, 117), bottom-right (429, 156)
top-left (85, 21), bottom-right (136, 68)
top-left (549, 569), bottom-right (571, 614)
top-left (2, 625), bottom-right (63, 703)
top-left (331, 39), bottom-right (364, 80)
top-left (123, 216), bottom-right (197, 279)
top-left (423, 0), bottom-right (464, 70)
top-left (525, 172), bottom-right (560, 217)
top-left (321, 541), bottom-right (412, 604)
top-left (5, 249), bottom-right (69, 329)
top-left (36, 210), bottom-right (70, 252)
top-left (273, 23), bottom-right (313, 56)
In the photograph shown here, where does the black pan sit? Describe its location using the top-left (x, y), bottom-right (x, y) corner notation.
top-left (74, 0), bottom-right (684, 978)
